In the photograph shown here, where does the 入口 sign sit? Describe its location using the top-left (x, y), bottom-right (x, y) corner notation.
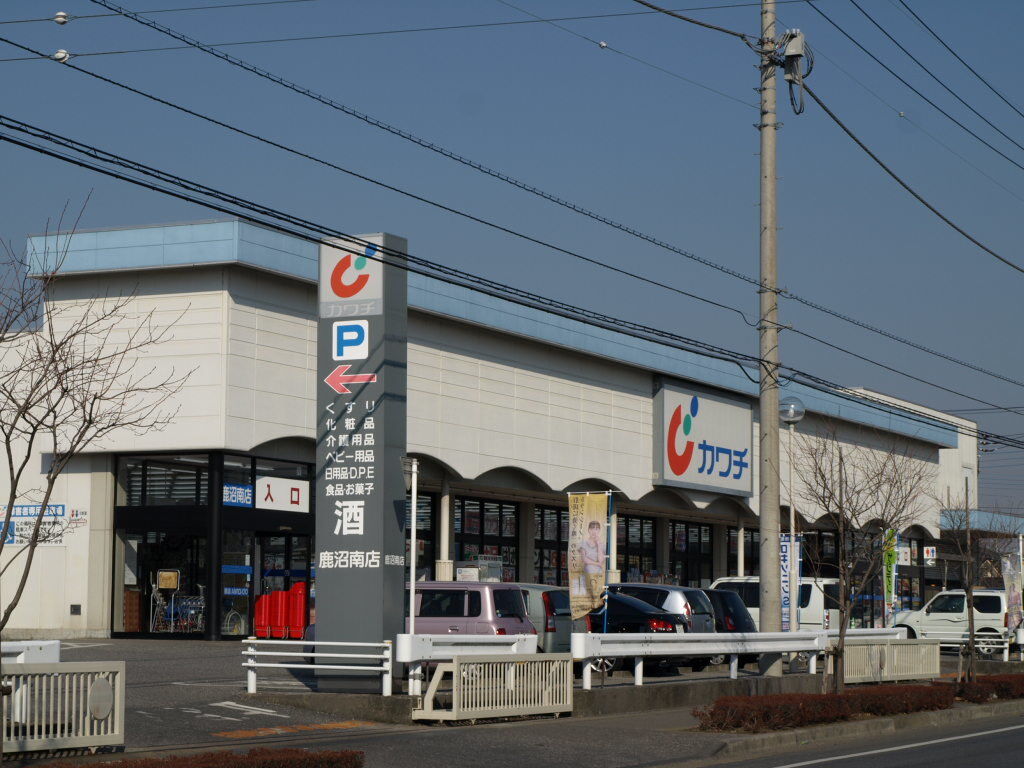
top-left (653, 383), bottom-right (753, 496)
top-left (255, 476), bottom-right (309, 512)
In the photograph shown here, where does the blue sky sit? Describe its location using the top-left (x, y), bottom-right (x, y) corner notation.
top-left (2, 0), bottom-right (1024, 511)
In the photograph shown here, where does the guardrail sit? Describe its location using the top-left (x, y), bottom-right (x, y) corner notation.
top-left (1, 661), bottom-right (125, 754)
top-left (917, 631), bottom-right (1015, 662)
top-left (571, 631), bottom-right (828, 690)
top-left (242, 638), bottom-right (392, 695)
top-left (395, 634), bottom-right (539, 696)
top-left (413, 654), bottom-right (572, 721)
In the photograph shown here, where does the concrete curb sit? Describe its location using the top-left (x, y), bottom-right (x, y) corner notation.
top-left (714, 697), bottom-right (1024, 759)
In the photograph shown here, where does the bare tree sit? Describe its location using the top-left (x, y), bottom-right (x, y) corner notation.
top-left (0, 218), bottom-right (189, 631)
top-left (797, 422), bottom-right (936, 692)
top-left (941, 502), bottom-right (1022, 681)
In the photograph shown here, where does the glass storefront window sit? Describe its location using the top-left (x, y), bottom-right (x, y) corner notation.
top-left (116, 454), bottom-right (209, 507)
top-left (616, 514), bottom-right (656, 581)
top-left (727, 527), bottom-right (761, 576)
top-left (454, 497), bottom-right (518, 581)
top-left (115, 529), bottom-right (208, 634)
top-left (534, 506), bottom-right (568, 585)
top-left (405, 493), bottom-right (435, 580)
top-left (670, 521), bottom-right (712, 587)
top-left (221, 531), bottom-right (253, 636)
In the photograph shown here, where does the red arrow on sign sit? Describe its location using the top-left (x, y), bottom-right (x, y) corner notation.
top-left (324, 365), bottom-right (377, 394)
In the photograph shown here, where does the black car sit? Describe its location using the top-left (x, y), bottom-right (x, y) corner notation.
top-left (575, 592), bottom-right (698, 674)
top-left (703, 588), bottom-right (759, 666)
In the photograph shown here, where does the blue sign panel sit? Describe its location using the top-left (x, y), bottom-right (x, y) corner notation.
top-left (222, 483), bottom-right (254, 508)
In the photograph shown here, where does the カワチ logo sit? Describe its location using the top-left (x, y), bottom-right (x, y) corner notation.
top-left (330, 243), bottom-right (377, 299)
top-left (667, 395), bottom-right (699, 475)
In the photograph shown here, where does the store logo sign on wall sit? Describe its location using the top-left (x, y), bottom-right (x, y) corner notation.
top-left (222, 483), bottom-right (254, 508)
top-left (654, 385), bottom-right (753, 496)
top-left (319, 241), bottom-right (384, 318)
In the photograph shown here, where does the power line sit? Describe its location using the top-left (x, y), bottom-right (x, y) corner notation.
top-left (847, 0), bottom-right (1024, 158)
top-left (894, 0), bottom-right (1024, 125)
top-left (789, 36), bottom-right (1024, 210)
top-left (802, 83), bottom-right (1024, 276)
top-left (47, 1), bottom-right (1024, 393)
top-left (0, 0), bottom-right (318, 25)
top-left (0, 34), bottom-right (756, 328)
top-left (4, 111), bottom-right (1024, 456)
top-left (629, 0), bottom-right (755, 41)
top-left (491, 0), bottom-right (755, 107)
top-left (15, 34), bottom-right (1024, 426)
top-left (805, 1), bottom-right (1024, 176)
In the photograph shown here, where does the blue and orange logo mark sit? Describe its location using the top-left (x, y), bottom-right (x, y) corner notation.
top-left (330, 244), bottom-right (377, 298)
top-left (667, 396), bottom-right (699, 475)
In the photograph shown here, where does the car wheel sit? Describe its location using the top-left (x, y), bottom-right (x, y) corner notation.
top-left (708, 654), bottom-right (726, 666)
top-left (689, 659), bottom-right (709, 673)
top-left (975, 631), bottom-right (1001, 657)
top-left (589, 657), bottom-right (616, 674)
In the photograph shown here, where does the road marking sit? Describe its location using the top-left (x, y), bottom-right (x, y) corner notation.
top-left (213, 721), bottom-right (373, 739)
top-left (768, 722), bottom-right (1024, 768)
top-left (211, 701), bottom-right (290, 718)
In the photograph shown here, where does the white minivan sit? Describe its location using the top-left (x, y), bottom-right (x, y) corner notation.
top-left (709, 576), bottom-right (840, 631)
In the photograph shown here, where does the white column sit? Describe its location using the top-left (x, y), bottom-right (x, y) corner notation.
top-left (737, 519), bottom-right (746, 577)
top-left (435, 474), bottom-right (453, 581)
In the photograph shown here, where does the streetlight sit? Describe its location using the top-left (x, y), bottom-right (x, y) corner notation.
top-left (779, 396), bottom-right (805, 632)
top-left (402, 457), bottom-right (419, 634)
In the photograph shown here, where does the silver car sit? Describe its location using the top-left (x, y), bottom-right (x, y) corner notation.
top-left (517, 584), bottom-right (571, 653)
top-left (610, 583), bottom-right (716, 633)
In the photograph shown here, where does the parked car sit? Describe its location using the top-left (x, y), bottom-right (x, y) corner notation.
top-left (892, 589), bottom-right (1009, 655)
top-left (517, 584), bottom-right (571, 653)
top-left (703, 588), bottom-right (758, 666)
top-left (709, 576), bottom-right (840, 631)
top-left (576, 590), bottom-right (709, 673)
top-left (410, 581), bottom-right (536, 636)
top-left (609, 583), bottom-right (715, 633)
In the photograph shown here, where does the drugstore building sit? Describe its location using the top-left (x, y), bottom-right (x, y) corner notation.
top-left (0, 220), bottom-right (978, 639)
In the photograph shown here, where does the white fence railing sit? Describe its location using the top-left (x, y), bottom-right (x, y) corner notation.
top-left (571, 631), bottom-right (828, 690)
top-left (395, 634), bottom-right (539, 696)
top-left (1, 661), bottom-right (125, 753)
top-left (242, 638), bottom-right (392, 695)
top-left (838, 638), bottom-right (940, 683)
top-left (412, 654), bottom-right (572, 721)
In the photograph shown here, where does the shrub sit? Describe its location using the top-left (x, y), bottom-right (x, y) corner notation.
top-left (693, 693), bottom-right (853, 732)
top-left (40, 749), bottom-right (364, 768)
top-left (693, 684), bottom-right (955, 732)
top-left (958, 681), bottom-right (997, 704)
top-left (979, 674), bottom-right (1024, 700)
top-left (845, 684), bottom-right (954, 716)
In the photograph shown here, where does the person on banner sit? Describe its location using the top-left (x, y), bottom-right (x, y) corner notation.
top-left (579, 520), bottom-right (607, 602)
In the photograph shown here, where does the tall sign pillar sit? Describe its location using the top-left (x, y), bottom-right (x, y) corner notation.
top-left (315, 233), bottom-right (407, 692)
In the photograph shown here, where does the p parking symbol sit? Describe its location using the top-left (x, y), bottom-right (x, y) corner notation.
top-left (332, 320), bottom-right (369, 361)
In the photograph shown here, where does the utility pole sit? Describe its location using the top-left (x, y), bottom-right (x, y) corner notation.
top-left (758, 0), bottom-right (783, 676)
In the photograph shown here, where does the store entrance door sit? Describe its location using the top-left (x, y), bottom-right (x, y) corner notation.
top-left (256, 535), bottom-right (310, 594)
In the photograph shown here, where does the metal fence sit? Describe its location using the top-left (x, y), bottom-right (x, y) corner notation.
top-left (839, 638), bottom-right (940, 683)
top-left (395, 633), bottom-right (539, 697)
top-left (920, 631), bottom-right (1015, 662)
top-left (242, 638), bottom-right (393, 695)
top-left (1, 661), bottom-right (125, 754)
top-left (413, 654), bottom-right (573, 721)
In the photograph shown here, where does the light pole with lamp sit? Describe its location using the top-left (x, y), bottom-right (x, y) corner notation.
top-left (779, 396), bottom-right (805, 632)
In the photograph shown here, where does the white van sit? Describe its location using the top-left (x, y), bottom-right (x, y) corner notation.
top-left (709, 576), bottom-right (840, 631)
top-left (892, 589), bottom-right (1009, 656)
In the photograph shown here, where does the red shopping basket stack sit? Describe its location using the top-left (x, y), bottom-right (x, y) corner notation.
top-left (254, 593), bottom-right (270, 638)
top-left (287, 582), bottom-right (308, 639)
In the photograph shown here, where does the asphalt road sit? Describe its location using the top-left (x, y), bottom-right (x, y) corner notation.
top-left (703, 712), bottom-right (1024, 768)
